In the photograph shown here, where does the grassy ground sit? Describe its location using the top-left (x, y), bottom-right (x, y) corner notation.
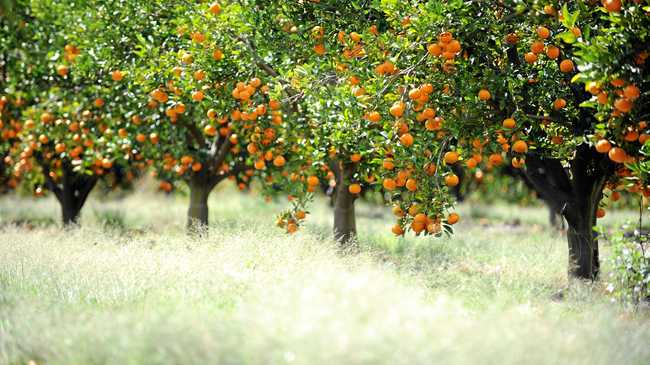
top-left (1, 183), bottom-right (649, 365)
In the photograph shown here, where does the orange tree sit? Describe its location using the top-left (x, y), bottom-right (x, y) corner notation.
top-left (226, 1), bottom-right (419, 243)
top-left (362, 0), bottom-right (649, 280)
top-left (132, 2), bottom-right (292, 232)
top-left (0, 0), bottom-right (178, 225)
top-left (257, 0), bottom-right (648, 280)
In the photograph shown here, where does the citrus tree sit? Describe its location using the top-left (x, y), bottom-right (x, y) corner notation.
top-left (361, 0), bottom-right (648, 280)
top-left (258, 0), bottom-right (648, 280)
top-left (131, 2), bottom-right (293, 233)
top-left (0, 0), bottom-right (176, 225)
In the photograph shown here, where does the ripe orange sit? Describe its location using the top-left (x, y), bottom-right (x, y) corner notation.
top-left (350, 153), bottom-right (362, 162)
top-left (546, 45), bottom-right (560, 59)
top-left (400, 133), bottom-right (414, 147)
top-left (56, 65), bottom-right (69, 77)
top-left (596, 208), bottom-right (606, 218)
top-left (478, 89), bottom-right (491, 101)
top-left (445, 174), bottom-right (459, 187)
top-left (254, 159), bottom-right (265, 170)
top-left (502, 118), bottom-right (516, 129)
top-left (488, 153), bottom-right (503, 165)
top-left (553, 98), bottom-right (567, 110)
top-left (383, 178), bottom-right (397, 191)
top-left (595, 139), bottom-right (612, 153)
top-left (192, 162), bottom-right (202, 172)
top-left (383, 158), bottom-right (395, 170)
top-left (614, 98), bottom-right (633, 113)
top-left (273, 155), bottom-right (286, 167)
top-left (447, 212), bottom-right (460, 225)
top-left (559, 59), bottom-right (574, 73)
top-left (367, 111), bottom-right (381, 123)
top-left (149, 133), bottom-right (159, 144)
top-left (611, 191), bottom-right (621, 202)
top-left (536, 26), bottom-right (550, 39)
top-left (603, 0), bottom-right (621, 12)
top-left (192, 91), bottom-right (204, 101)
top-left (623, 85), bottom-right (640, 100)
top-left (405, 178), bottom-right (417, 192)
top-left (608, 147), bottom-right (627, 163)
top-left (427, 43), bottom-right (443, 57)
top-left (391, 224), bottom-right (404, 236)
top-left (111, 70), bottom-right (123, 81)
top-left (390, 101), bottom-right (405, 117)
top-left (209, 2), bottom-right (221, 14)
top-left (466, 157), bottom-right (477, 169)
top-left (512, 140), bottom-right (528, 154)
top-left (392, 205), bottom-right (405, 217)
top-left (307, 175), bottom-right (319, 186)
top-left (444, 151), bottom-right (459, 164)
top-left (349, 183), bottom-right (361, 194)
top-left (525, 52), bottom-right (538, 64)
top-left (531, 41), bottom-right (545, 54)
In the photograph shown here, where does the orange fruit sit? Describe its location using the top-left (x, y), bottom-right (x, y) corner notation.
top-left (444, 151), bottom-right (459, 164)
top-left (512, 140), bottom-right (528, 153)
top-left (307, 175), bottom-right (319, 186)
top-left (447, 212), bottom-right (460, 225)
top-left (524, 52), bottom-right (538, 64)
top-left (531, 41), bottom-right (545, 54)
top-left (502, 118), bottom-right (516, 129)
top-left (392, 206), bottom-right (405, 217)
top-left (608, 147), bottom-right (627, 163)
top-left (614, 98), bottom-right (633, 113)
top-left (546, 45), bottom-right (560, 59)
top-left (351, 153), bottom-right (362, 162)
top-left (111, 70), bottom-right (123, 81)
top-left (390, 101), bottom-right (405, 117)
top-left (405, 178), bottom-right (417, 192)
top-left (400, 133), bottom-right (414, 147)
top-left (553, 98), bottom-right (567, 110)
top-left (367, 111), bottom-right (381, 123)
top-left (623, 85), bottom-right (640, 100)
top-left (445, 174), bottom-right (459, 187)
top-left (478, 89), bottom-right (491, 101)
top-left (536, 26), bottom-right (550, 39)
top-left (603, 0), bottom-right (621, 12)
top-left (383, 158), bottom-right (395, 170)
top-left (596, 208), bottom-right (606, 218)
top-left (559, 59), bottom-right (574, 73)
top-left (391, 224), bottom-right (404, 236)
top-left (273, 155), bottom-right (286, 167)
top-left (349, 183), bottom-right (361, 194)
top-left (488, 153), bottom-right (503, 165)
top-left (595, 139), bottom-right (612, 153)
top-left (383, 178), bottom-right (397, 191)
top-left (209, 2), bottom-right (221, 14)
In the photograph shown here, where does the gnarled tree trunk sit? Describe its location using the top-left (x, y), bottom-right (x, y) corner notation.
top-left (331, 161), bottom-right (357, 245)
top-left (42, 162), bottom-right (97, 226)
top-left (525, 144), bottom-right (613, 280)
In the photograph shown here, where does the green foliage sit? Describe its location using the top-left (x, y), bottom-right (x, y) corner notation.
top-left (608, 230), bottom-right (650, 306)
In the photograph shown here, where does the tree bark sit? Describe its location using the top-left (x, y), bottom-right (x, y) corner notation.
top-left (331, 161), bottom-right (357, 245)
top-left (56, 174), bottom-right (98, 226)
top-left (524, 144), bottom-right (613, 280)
top-left (185, 172), bottom-right (221, 235)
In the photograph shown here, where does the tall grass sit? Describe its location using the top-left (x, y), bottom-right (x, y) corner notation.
top-left (0, 184), bottom-right (649, 364)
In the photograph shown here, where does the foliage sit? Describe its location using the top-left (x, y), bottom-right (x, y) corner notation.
top-left (607, 229), bottom-right (650, 306)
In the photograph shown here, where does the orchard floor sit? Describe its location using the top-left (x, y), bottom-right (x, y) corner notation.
top-left (1, 184), bottom-right (649, 365)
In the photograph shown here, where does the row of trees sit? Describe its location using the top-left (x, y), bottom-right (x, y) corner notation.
top-left (1, 0), bottom-right (648, 280)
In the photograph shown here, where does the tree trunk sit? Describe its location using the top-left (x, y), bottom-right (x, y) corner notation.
top-left (56, 176), bottom-right (98, 227)
top-left (186, 174), bottom-right (219, 235)
top-left (525, 144), bottom-right (613, 280)
top-left (332, 162), bottom-right (357, 245)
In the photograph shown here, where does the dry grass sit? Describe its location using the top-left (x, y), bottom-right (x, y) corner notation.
top-left (0, 184), bottom-right (649, 365)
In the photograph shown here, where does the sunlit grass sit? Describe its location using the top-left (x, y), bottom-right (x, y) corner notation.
top-left (1, 183), bottom-right (649, 364)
